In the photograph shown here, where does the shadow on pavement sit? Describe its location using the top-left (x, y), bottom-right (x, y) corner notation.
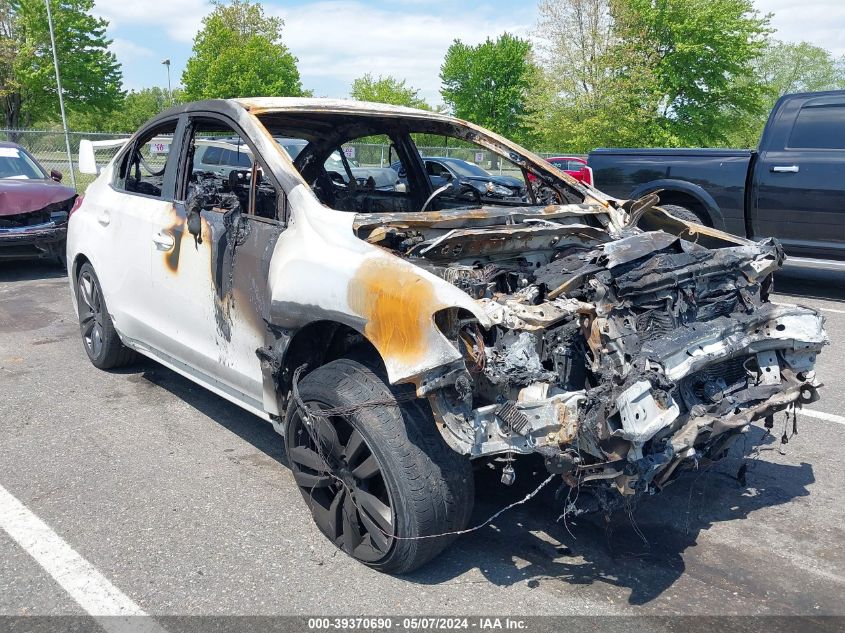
top-left (0, 260), bottom-right (66, 282)
top-left (120, 358), bottom-right (816, 606)
top-left (132, 361), bottom-right (289, 468)
top-left (407, 428), bottom-right (814, 605)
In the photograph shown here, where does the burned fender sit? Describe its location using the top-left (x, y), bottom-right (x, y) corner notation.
top-left (265, 185), bottom-right (491, 385)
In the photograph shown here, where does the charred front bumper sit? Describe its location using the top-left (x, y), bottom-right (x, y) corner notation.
top-left (0, 209), bottom-right (68, 261)
top-left (424, 234), bottom-right (827, 499)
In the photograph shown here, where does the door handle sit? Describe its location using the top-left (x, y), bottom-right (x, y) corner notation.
top-left (771, 165), bottom-right (799, 173)
top-left (152, 232), bottom-right (175, 250)
top-left (97, 211), bottom-right (110, 226)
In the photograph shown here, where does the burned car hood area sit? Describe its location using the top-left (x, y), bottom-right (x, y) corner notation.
top-left (241, 99), bottom-right (826, 513)
top-left (353, 202), bottom-right (827, 507)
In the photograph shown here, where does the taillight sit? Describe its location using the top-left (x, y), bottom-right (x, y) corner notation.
top-left (69, 195), bottom-right (84, 218)
top-left (583, 167), bottom-right (594, 187)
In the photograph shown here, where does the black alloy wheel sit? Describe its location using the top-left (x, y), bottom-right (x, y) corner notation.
top-left (287, 404), bottom-right (395, 562)
top-left (78, 268), bottom-right (106, 359)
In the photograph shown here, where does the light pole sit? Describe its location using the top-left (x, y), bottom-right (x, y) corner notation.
top-left (45, 0), bottom-right (76, 189)
top-left (161, 59), bottom-right (172, 104)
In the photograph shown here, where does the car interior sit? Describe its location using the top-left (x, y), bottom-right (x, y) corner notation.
top-left (115, 111), bottom-right (582, 220)
top-left (184, 119), bottom-right (279, 220)
top-left (255, 112), bottom-right (555, 215)
top-left (118, 121), bottom-right (177, 198)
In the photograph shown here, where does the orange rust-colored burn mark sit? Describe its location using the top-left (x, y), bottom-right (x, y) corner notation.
top-left (347, 258), bottom-right (444, 367)
top-left (162, 205), bottom-right (184, 274)
top-left (161, 207), bottom-right (212, 274)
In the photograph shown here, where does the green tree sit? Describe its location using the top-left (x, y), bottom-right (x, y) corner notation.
top-left (614, 0), bottom-right (771, 146)
top-left (756, 40), bottom-right (845, 104)
top-left (182, 0), bottom-right (306, 101)
top-left (726, 40), bottom-right (845, 147)
top-left (350, 74), bottom-right (430, 109)
top-left (530, 0), bottom-right (662, 152)
top-left (68, 87), bottom-right (185, 132)
top-left (532, 0), bottom-right (771, 152)
top-left (0, 0), bottom-right (122, 129)
top-left (440, 33), bottom-right (536, 142)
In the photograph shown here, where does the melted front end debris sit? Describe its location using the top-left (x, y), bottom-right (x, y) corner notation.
top-left (354, 206), bottom-right (828, 508)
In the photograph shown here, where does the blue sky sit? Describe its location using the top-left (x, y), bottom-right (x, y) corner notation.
top-left (93, 0), bottom-right (845, 105)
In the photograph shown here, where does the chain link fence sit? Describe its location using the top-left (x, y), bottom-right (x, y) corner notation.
top-left (1, 128), bottom-right (570, 193)
top-left (1, 129), bottom-right (130, 191)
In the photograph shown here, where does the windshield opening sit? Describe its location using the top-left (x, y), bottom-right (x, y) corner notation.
top-left (255, 110), bottom-right (588, 214)
top-left (0, 147), bottom-right (46, 180)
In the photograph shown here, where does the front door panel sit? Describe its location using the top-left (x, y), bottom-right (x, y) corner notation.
top-left (147, 199), bottom-right (281, 410)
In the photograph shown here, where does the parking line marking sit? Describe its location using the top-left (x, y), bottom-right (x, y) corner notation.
top-left (800, 408), bottom-right (845, 426)
top-left (772, 301), bottom-right (845, 315)
top-left (0, 483), bottom-right (167, 632)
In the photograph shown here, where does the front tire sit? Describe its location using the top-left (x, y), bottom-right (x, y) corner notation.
top-left (284, 358), bottom-right (474, 574)
top-left (661, 203), bottom-right (704, 224)
top-left (76, 263), bottom-right (137, 369)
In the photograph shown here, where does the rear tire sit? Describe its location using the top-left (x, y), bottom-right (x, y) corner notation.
top-left (75, 263), bottom-right (138, 369)
top-left (284, 358), bottom-right (474, 574)
top-left (661, 203), bottom-right (703, 224)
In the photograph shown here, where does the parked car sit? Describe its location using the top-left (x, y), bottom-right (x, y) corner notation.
top-left (528, 156), bottom-right (593, 186)
top-left (71, 98), bottom-right (826, 574)
top-left (0, 141), bottom-right (76, 263)
top-left (392, 156), bottom-right (526, 201)
top-left (281, 137), bottom-right (401, 192)
top-left (192, 138), bottom-right (253, 178)
top-left (589, 90), bottom-right (845, 265)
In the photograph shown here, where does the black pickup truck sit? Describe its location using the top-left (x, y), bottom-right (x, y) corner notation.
top-left (589, 90), bottom-right (845, 265)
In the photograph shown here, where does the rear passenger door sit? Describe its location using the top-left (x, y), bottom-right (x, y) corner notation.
top-left (752, 95), bottom-right (845, 259)
top-left (91, 117), bottom-right (182, 346)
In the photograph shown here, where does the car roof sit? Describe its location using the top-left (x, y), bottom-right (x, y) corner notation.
top-left (149, 98), bottom-right (459, 128)
top-left (234, 97), bottom-right (451, 119)
top-left (0, 141), bottom-right (23, 149)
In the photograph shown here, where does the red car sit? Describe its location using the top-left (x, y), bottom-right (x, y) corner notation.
top-left (528, 156), bottom-right (593, 186)
top-left (0, 141), bottom-right (76, 264)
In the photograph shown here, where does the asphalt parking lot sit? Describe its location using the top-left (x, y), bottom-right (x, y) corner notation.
top-left (1, 261), bottom-right (844, 620)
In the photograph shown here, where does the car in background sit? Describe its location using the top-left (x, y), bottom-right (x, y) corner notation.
top-left (588, 90), bottom-right (845, 265)
top-left (192, 138), bottom-right (253, 178)
top-left (0, 141), bottom-right (76, 264)
top-left (392, 156), bottom-right (526, 201)
top-left (527, 156), bottom-right (593, 186)
top-left (280, 137), bottom-right (401, 192)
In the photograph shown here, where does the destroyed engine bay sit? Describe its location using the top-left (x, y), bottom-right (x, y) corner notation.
top-left (354, 204), bottom-right (827, 507)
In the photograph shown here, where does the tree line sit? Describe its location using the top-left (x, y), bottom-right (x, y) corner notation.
top-left (2, 0), bottom-right (844, 151)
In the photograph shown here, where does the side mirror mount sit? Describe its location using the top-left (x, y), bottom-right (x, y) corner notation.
top-left (50, 169), bottom-right (63, 182)
top-left (185, 188), bottom-right (210, 245)
top-left (187, 208), bottom-right (203, 244)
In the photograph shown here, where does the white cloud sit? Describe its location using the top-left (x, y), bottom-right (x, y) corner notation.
top-left (110, 37), bottom-right (154, 60)
top-left (94, 0), bottom-right (209, 43)
top-left (275, 1), bottom-right (531, 103)
top-left (755, 0), bottom-right (845, 56)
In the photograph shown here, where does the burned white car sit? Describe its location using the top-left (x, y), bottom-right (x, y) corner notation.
top-left (69, 99), bottom-right (827, 574)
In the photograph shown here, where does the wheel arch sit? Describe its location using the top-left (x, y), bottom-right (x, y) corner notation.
top-left (629, 179), bottom-right (724, 229)
top-left (71, 253), bottom-right (92, 286)
top-left (263, 319), bottom-right (388, 419)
